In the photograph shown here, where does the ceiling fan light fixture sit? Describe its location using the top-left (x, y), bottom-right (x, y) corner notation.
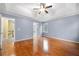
top-left (40, 8), bottom-right (45, 12)
top-left (33, 3), bottom-right (53, 15)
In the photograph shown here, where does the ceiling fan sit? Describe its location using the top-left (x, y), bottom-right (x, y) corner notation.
top-left (33, 3), bottom-right (52, 14)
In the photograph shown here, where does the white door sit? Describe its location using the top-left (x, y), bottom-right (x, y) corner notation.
top-left (1, 16), bottom-right (15, 56)
top-left (33, 22), bottom-right (39, 53)
top-left (33, 22), bottom-right (38, 37)
top-left (33, 22), bottom-right (43, 54)
top-left (0, 15), bottom-right (3, 55)
top-left (0, 15), bottom-right (2, 51)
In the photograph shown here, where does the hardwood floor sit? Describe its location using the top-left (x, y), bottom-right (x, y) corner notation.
top-left (14, 37), bottom-right (79, 56)
top-left (0, 37), bottom-right (79, 56)
top-left (0, 48), bottom-right (1, 56)
top-left (14, 39), bottom-right (33, 56)
top-left (0, 40), bottom-right (15, 56)
top-left (48, 37), bottom-right (79, 56)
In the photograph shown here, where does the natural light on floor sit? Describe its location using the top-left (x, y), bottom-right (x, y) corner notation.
top-left (43, 38), bottom-right (48, 53)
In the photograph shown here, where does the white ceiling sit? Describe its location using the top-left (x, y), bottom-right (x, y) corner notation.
top-left (0, 3), bottom-right (79, 22)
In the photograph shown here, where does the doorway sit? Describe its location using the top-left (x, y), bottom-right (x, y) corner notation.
top-left (0, 16), bottom-right (15, 56)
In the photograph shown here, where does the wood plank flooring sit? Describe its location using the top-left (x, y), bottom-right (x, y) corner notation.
top-left (0, 37), bottom-right (79, 56)
top-left (0, 48), bottom-right (1, 56)
top-left (14, 37), bottom-right (79, 56)
top-left (0, 40), bottom-right (15, 56)
top-left (14, 39), bottom-right (33, 56)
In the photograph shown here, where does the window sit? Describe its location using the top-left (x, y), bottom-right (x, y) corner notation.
top-left (43, 23), bottom-right (48, 33)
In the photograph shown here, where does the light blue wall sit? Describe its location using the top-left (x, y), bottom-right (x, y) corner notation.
top-left (1, 13), bottom-right (79, 42)
top-left (14, 16), bottom-right (34, 40)
top-left (15, 17), bottom-right (33, 40)
top-left (45, 14), bottom-right (79, 42)
top-left (0, 13), bottom-right (39, 41)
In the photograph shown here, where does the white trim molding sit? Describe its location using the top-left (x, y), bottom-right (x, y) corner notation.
top-left (15, 37), bottom-right (33, 42)
top-left (45, 36), bottom-right (79, 43)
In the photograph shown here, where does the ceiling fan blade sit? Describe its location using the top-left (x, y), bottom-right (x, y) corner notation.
top-left (38, 11), bottom-right (41, 14)
top-left (45, 10), bottom-right (48, 13)
top-left (46, 5), bottom-right (52, 8)
top-left (33, 8), bottom-right (39, 10)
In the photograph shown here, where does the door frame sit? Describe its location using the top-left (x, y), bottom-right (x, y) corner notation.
top-left (0, 14), bottom-right (3, 49)
top-left (0, 15), bottom-right (15, 50)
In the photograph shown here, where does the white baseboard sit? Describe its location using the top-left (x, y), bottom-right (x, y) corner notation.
top-left (45, 36), bottom-right (79, 43)
top-left (15, 37), bottom-right (32, 42)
